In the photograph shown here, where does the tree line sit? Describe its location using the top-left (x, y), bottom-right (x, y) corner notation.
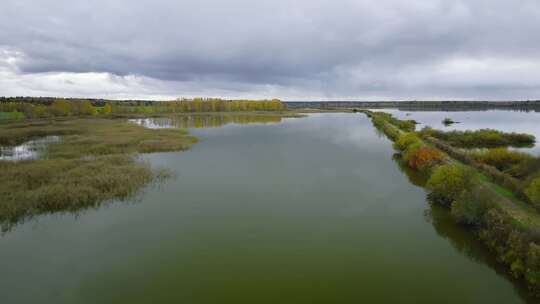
top-left (114, 98), bottom-right (284, 113)
top-left (0, 98), bottom-right (285, 119)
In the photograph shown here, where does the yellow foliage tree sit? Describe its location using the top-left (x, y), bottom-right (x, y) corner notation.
top-left (102, 103), bottom-right (112, 114)
top-left (80, 101), bottom-right (97, 116)
top-left (51, 100), bottom-right (70, 116)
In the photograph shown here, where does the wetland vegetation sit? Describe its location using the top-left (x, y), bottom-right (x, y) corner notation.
top-left (364, 110), bottom-right (540, 296)
top-left (0, 118), bottom-right (197, 230)
top-left (0, 98), bottom-right (291, 230)
top-left (418, 127), bottom-right (536, 149)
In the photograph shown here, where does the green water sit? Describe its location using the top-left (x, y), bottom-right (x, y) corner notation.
top-left (0, 113), bottom-right (534, 303)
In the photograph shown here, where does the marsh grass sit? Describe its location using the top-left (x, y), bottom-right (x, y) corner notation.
top-left (0, 112), bottom-right (25, 121)
top-left (0, 118), bottom-right (196, 230)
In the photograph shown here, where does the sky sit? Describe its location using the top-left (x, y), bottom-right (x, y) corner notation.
top-left (1, 0), bottom-right (540, 101)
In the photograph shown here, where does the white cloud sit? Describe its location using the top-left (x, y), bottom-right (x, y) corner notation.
top-left (1, 0), bottom-right (540, 100)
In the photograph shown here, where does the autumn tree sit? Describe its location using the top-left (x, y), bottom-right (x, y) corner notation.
top-left (102, 103), bottom-right (112, 114)
top-left (80, 100), bottom-right (97, 116)
top-left (407, 147), bottom-right (444, 171)
top-left (51, 100), bottom-right (70, 116)
top-left (31, 105), bottom-right (48, 118)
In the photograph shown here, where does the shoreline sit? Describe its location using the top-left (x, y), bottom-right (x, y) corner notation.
top-left (359, 109), bottom-right (540, 297)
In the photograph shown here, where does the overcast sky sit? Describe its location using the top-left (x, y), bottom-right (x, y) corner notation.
top-left (1, 0), bottom-right (540, 101)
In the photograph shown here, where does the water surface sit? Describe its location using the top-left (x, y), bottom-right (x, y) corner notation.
top-left (0, 113), bottom-right (533, 303)
top-left (129, 114), bottom-right (282, 129)
top-left (372, 109), bottom-right (540, 155)
top-left (0, 135), bottom-right (59, 161)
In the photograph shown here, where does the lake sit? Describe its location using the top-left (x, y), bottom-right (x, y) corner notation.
top-left (0, 112), bottom-right (535, 303)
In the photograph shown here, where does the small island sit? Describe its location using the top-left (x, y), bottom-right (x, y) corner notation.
top-left (442, 117), bottom-right (457, 126)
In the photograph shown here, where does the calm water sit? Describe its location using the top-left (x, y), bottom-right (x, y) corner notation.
top-left (129, 114), bottom-right (282, 129)
top-left (372, 109), bottom-right (540, 155)
top-left (0, 135), bottom-right (59, 161)
top-left (0, 113), bottom-right (535, 303)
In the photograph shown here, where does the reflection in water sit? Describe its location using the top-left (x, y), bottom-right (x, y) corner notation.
top-left (0, 136), bottom-right (59, 161)
top-left (129, 114), bottom-right (282, 129)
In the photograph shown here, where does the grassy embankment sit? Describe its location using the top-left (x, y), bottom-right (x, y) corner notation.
top-left (0, 117), bottom-right (197, 231)
top-left (362, 110), bottom-right (540, 296)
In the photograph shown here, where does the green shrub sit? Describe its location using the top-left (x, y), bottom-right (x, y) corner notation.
top-left (372, 116), bottom-right (400, 141)
top-left (426, 164), bottom-right (476, 206)
top-left (426, 136), bottom-right (527, 199)
top-left (419, 127), bottom-right (535, 148)
top-left (508, 158), bottom-right (540, 180)
top-left (470, 148), bottom-right (533, 173)
top-left (503, 230), bottom-right (529, 278)
top-left (527, 243), bottom-right (540, 296)
top-left (479, 208), bottom-right (512, 258)
top-left (393, 133), bottom-right (421, 151)
top-left (371, 112), bottom-right (416, 132)
top-left (525, 178), bottom-right (540, 208)
top-left (451, 189), bottom-right (493, 226)
top-left (0, 111), bottom-right (25, 120)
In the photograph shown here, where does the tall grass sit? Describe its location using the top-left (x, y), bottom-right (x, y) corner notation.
top-left (0, 118), bottom-right (197, 230)
top-left (0, 111), bottom-right (25, 121)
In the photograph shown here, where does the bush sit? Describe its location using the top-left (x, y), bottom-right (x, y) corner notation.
top-left (504, 230), bottom-right (529, 278)
top-left (451, 188), bottom-right (493, 226)
top-left (426, 164), bottom-right (476, 206)
top-left (426, 136), bottom-right (527, 199)
top-left (0, 111), bottom-right (25, 120)
top-left (393, 133), bottom-right (420, 151)
top-left (371, 112), bottom-right (416, 132)
top-left (527, 243), bottom-right (540, 296)
top-left (508, 158), bottom-right (540, 180)
top-left (419, 127), bottom-right (535, 148)
top-left (479, 208), bottom-right (512, 257)
top-left (406, 147), bottom-right (444, 171)
top-left (372, 116), bottom-right (400, 141)
top-left (470, 148), bottom-right (533, 173)
top-left (525, 178), bottom-right (540, 208)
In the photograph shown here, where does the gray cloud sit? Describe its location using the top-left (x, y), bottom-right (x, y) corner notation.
top-left (1, 0), bottom-right (540, 100)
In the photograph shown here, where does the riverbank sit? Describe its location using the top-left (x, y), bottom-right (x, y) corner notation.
top-left (360, 110), bottom-right (540, 296)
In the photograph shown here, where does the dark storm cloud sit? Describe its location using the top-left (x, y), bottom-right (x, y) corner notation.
top-left (1, 0), bottom-right (540, 99)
